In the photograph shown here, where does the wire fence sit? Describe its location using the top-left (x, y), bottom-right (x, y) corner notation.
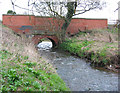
top-left (108, 20), bottom-right (120, 29)
top-left (108, 20), bottom-right (118, 25)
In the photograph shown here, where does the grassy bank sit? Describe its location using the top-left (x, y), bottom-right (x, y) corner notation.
top-left (0, 24), bottom-right (69, 91)
top-left (59, 28), bottom-right (119, 72)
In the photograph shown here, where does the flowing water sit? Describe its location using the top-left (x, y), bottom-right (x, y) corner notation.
top-left (37, 41), bottom-right (119, 91)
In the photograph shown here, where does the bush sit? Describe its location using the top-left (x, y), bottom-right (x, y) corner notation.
top-left (7, 10), bottom-right (16, 15)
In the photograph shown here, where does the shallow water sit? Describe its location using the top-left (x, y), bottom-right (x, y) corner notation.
top-left (37, 41), bottom-right (118, 91)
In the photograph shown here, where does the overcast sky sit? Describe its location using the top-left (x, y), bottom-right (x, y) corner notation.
top-left (0, 0), bottom-right (119, 24)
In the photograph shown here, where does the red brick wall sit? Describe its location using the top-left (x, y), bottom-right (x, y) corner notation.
top-left (86, 19), bottom-right (107, 30)
top-left (2, 15), bottom-right (107, 34)
top-left (35, 17), bottom-right (64, 32)
top-left (34, 17), bottom-right (107, 35)
top-left (67, 18), bottom-right (86, 34)
top-left (2, 15), bottom-right (35, 33)
top-left (66, 18), bottom-right (107, 35)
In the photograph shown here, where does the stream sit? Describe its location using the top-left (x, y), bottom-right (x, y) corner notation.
top-left (37, 41), bottom-right (118, 91)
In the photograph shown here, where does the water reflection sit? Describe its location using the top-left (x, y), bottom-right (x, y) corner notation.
top-left (37, 41), bottom-right (52, 50)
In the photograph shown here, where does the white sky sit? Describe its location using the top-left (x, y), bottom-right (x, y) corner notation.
top-left (0, 0), bottom-right (119, 24)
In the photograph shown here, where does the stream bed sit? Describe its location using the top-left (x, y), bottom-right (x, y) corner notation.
top-left (37, 41), bottom-right (118, 91)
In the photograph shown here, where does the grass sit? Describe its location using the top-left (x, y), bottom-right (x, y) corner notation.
top-left (60, 39), bottom-right (93, 56)
top-left (0, 49), bottom-right (69, 91)
top-left (0, 23), bottom-right (70, 92)
top-left (59, 28), bottom-right (119, 71)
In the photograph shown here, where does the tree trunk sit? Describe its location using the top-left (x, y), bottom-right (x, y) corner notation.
top-left (60, 2), bottom-right (76, 42)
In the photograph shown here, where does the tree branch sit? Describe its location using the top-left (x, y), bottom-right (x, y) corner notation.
top-left (46, 2), bottom-right (65, 19)
top-left (73, 6), bottom-right (98, 16)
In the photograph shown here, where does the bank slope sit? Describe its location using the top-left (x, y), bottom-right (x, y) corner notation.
top-left (0, 23), bottom-right (69, 91)
top-left (59, 28), bottom-right (119, 72)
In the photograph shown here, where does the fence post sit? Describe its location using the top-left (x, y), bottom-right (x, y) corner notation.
top-left (118, 3), bottom-right (120, 92)
top-left (118, 1), bottom-right (120, 29)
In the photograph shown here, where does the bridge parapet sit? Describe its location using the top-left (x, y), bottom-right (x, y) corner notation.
top-left (2, 14), bottom-right (108, 47)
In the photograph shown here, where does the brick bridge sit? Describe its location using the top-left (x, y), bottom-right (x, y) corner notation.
top-left (2, 15), bottom-right (107, 47)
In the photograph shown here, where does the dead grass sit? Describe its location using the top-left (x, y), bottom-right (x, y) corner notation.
top-left (76, 28), bottom-right (118, 43)
top-left (0, 23), bottom-right (56, 73)
top-left (69, 28), bottom-right (119, 71)
top-left (0, 24), bottom-right (38, 61)
top-left (75, 28), bottom-right (118, 52)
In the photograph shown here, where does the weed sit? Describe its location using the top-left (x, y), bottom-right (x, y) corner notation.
top-left (107, 28), bottom-right (118, 33)
top-left (32, 81), bottom-right (41, 89)
top-left (0, 50), bottom-right (69, 91)
top-left (24, 56), bottom-right (29, 60)
top-left (23, 61), bottom-right (37, 67)
top-left (13, 54), bottom-right (23, 62)
top-left (23, 87), bottom-right (33, 91)
top-left (7, 69), bottom-right (20, 84)
top-left (59, 40), bottom-right (93, 58)
top-left (14, 43), bottom-right (17, 47)
top-left (24, 82), bottom-right (30, 86)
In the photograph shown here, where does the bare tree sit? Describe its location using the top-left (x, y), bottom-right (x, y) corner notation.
top-left (11, 0), bottom-right (105, 42)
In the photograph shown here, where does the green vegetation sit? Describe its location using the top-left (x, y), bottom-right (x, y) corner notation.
top-left (0, 50), bottom-right (69, 91)
top-left (60, 39), bottom-right (93, 57)
top-left (7, 10), bottom-right (16, 15)
top-left (0, 23), bottom-right (69, 92)
top-left (59, 28), bottom-right (118, 69)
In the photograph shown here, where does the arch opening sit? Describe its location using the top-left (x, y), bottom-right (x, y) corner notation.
top-left (47, 38), bottom-right (57, 48)
top-left (37, 38), bottom-right (56, 50)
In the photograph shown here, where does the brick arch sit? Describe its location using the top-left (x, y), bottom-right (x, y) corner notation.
top-left (32, 35), bottom-right (59, 48)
